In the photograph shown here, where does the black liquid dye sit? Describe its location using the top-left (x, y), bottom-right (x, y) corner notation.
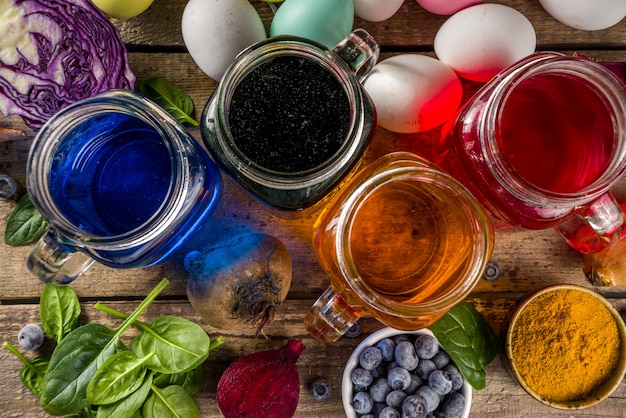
top-left (228, 56), bottom-right (352, 173)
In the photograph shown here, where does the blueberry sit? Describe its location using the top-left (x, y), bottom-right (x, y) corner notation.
top-left (369, 378), bottom-right (392, 402)
top-left (428, 370), bottom-right (453, 396)
top-left (402, 395), bottom-right (428, 418)
top-left (416, 359), bottom-right (436, 380)
top-left (415, 385), bottom-right (440, 413)
top-left (444, 364), bottom-right (464, 391)
top-left (379, 406), bottom-right (401, 418)
top-left (372, 401), bottom-right (387, 416)
top-left (482, 260), bottom-right (500, 281)
top-left (406, 373), bottom-right (423, 394)
top-left (388, 367), bottom-right (412, 391)
top-left (387, 360), bottom-right (399, 374)
top-left (431, 351), bottom-right (451, 369)
top-left (386, 390), bottom-right (408, 409)
top-left (18, 324), bottom-right (44, 350)
top-left (376, 338), bottom-right (397, 362)
top-left (352, 391), bottom-right (374, 414)
top-left (395, 340), bottom-right (419, 371)
top-left (352, 367), bottom-right (374, 388)
top-left (361, 415), bottom-right (376, 418)
top-left (393, 334), bottom-right (412, 344)
top-left (440, 392), bottom-right (465, 418)
top-left (0, 174), bottom-right (17, 199)
top-left (360, 346), bottom-right (383, 370)
top-left (414, 334), bottom-right (439, 360)
top-left (344, 320), bottom-right (363, 338)
top-left (309, 378), bottom-right (331, 401)
top-left (372, 364), bottom-right (387, 380)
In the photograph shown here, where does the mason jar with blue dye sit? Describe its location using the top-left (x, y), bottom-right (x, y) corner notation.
top-left (26, 89), bottom-right (222, 284)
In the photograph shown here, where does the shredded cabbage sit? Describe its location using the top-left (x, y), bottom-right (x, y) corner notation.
top-left (0, 0), bottom-right (135, 129)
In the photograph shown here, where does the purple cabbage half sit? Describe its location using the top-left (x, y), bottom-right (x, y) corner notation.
top-left (0, 0), bottom-right (136, 129)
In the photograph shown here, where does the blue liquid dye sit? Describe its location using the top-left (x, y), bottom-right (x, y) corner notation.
top-left (49, 113), bottom-right (172, 236)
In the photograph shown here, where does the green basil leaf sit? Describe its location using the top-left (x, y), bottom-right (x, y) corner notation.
top-left (4, 194), bottom-right (48, 246)
top-left (40, 283), bottom-right (81, 344)
top-left (142, 385), bottom-right (200, 418)
top-left (428, 301), bottom-right (499, 390)
top-left (87, 351), bottom-right (153, 405)
top-left (153, 365), bottom-right (205, 396)
top-left (96, 372), bottom-right (153, 418)
top-left (139, 77), bottom-right (199, 126)
top-left (131, 315), bottom-right (210, 375)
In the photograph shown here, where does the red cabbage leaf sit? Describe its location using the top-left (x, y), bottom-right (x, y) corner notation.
top-left (0, 0), bottom-right (136, 129)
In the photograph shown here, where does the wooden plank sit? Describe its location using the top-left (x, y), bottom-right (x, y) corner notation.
top-left (113, 0), bottom-right (626, 50)
top-left (3, 50), bottom-right (626, 302)
top-left (2, 2), bottom-right (626, 416)
top-left (1, 299), bottom-right (624, 417)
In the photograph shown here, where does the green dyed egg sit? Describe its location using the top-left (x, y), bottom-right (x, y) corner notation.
top-left (270, 0), bottom-right (354, 49)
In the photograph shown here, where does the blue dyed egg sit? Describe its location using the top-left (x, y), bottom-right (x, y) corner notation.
top-left (270, 0), bottom-right (354, 49)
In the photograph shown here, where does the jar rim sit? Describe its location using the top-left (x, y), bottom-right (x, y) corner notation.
top-left (333, 155), bottom-right (493, 317)
top-left (27, 89), bottom-right (190, 250)
top-left (215, 37), bottom-right (364, 189)
top-left (481, 52), bottom-right (626, 206)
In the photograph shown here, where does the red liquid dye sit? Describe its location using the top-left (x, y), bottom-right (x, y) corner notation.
top-left (497, 73), bottom-right (614, 194)
top-left (436, 72), bottom-right (617, 229)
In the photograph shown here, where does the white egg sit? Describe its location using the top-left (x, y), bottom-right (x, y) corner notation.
top-left (539, 0), bottom-right (626, 31)
top-left (434, 4), bottom-right (536, 82)
top-left (363, 54), bottom-right (463, 133)
top-left (354, 0), bottom-right (404, 22)
top-left (182, 0), bottom-right (267, 81)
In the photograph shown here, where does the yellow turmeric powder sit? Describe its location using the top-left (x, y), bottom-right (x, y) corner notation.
top-left (510, 288), bottom-right (622, 402)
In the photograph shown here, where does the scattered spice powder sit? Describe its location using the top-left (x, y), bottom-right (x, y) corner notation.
top-left (510, 288), bottom-right (622, 402)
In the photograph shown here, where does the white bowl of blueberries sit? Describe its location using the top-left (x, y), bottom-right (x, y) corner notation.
top-left (342, 327), bottom-right (472, 418)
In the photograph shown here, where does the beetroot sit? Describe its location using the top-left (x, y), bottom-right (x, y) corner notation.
top-left (185, 232), bottom-right (292, 336)
top-left (217, 339), bottom-right (304, 418)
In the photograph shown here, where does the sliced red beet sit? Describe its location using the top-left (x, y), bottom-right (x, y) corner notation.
top-left (217, 339), bottom-right (305, 418)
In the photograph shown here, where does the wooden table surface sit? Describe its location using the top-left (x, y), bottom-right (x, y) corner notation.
top-left (1, 1), bottom-right (626, 417)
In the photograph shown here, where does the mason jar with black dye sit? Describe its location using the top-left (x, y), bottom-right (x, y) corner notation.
top-left (201, 29), bottom-right (379, 210)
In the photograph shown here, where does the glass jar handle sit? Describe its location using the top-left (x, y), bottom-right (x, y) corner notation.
top-left (304, 286), bottom-right (365, 343)
top-left (333, 29), bottom-right (380, 82)
top-left (27, 230), bottom-right (95, 284)
top-left (556, 192), bottom-right (625, 254)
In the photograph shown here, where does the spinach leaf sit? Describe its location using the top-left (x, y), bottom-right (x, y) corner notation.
top-left (20, 356), bottom-right (50, 397)
top-left (40, 278), bottom-right (169, 416)
top-left (153, 365), bottom-right (204, 396)
top-left (96, 372), bottom-right (153, 418)
top-left (131, 316), bottom-right (210, 374)
top-left (65, 407), bottom-right (97, 417)
top-left (428, 301), bottom-right (499, 390)
top-left (142, 385), bottom-right (200, 418)
top-left (40, 283), bottom-right (81, 344)
top-left (87, 351), bottom-right (154, 405)
top-left (40, 323), bottom-right (122, 415)
top-left (3, 342), bottom-right (49, 397)
top-left (95, 303), bottom-right (212, 375)
top-left (139, 77), bottom-right (199, 126)
top-left (4, 194), bottom-right (47, 246)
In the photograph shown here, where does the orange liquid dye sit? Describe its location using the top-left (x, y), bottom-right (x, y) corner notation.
top-left (313, 178), bottom-right (476, 330)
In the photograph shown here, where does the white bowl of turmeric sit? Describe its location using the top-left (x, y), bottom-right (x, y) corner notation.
top-left (505, 284), bottom-right (626, 409)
